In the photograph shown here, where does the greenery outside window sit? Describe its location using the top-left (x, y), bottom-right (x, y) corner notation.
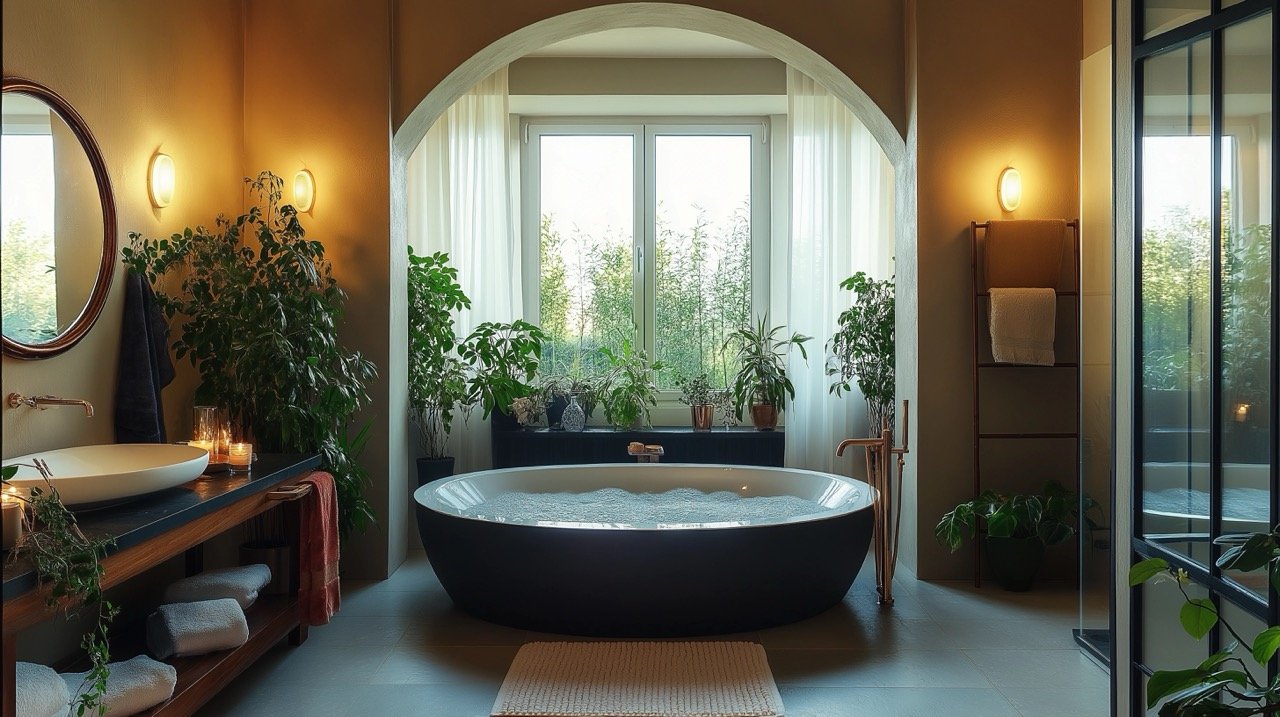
top-left (520, 119), bottom-right (770, 396)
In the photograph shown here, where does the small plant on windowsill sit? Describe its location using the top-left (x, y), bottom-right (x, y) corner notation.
top-left (458, 320), bottom-right (548, 431)
top-left (725, 315), bottom-right (811, 431)
top-left (674, 373), bottom-right (717, 431)
top-left (3, 462), bottom-right (117, 717)
top-left (1129, 526), bottom-right (1280, 716)
top-left (599, 340), bottom-right (664, 430)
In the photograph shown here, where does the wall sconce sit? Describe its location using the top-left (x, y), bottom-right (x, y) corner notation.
top-left (293, 169), bottom-right (315, 212)
top-left (148, 153), bottom-right (175, 208)
top-left (997, 166), bottom-right (1022, 212)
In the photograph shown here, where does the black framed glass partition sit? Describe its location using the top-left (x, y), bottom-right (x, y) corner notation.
top-left (1130, 0), bottom-right (1276, 714)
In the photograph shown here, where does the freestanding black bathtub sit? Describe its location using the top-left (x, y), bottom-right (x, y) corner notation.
top-left (413, 463), bottom-right (876, 637)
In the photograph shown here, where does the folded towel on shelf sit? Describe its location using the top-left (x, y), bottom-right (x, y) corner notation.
top-left (298, 471), bottom-right (341, 626)
top-left (989, 287), bottom-right (1057, 365)
top-left (16, 661), bottom-right (69, 717)
top-left (146, 597), bottom-right (249, 660)
top-left (984, 219), bottom-right (1066, 288)
top-left (61, 655), bottom-right (176, 717)
top-left (162, 563), bottom-right (272, 609)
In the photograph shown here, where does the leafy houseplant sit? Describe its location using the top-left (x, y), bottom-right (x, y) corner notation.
top-left (827, 272), bottom-right (896, 437)
top-left (536, 374), bottom-right (572, 429)
top-left (935, 480), bottom-right (1081, 591)
top-left (675, 372), bottom-right (716, 431)
top-left (599, 341), bottom-right (664, 430)
top-left (1129, 526), bottom-right (1280, 716)
top-left (123, 171), bottom-right (377, 536)
top-left (4, 463), bottom-right (117, 716)
top-left (458, 320), bottom-right (548, 430)
top-left (725, 316), bottom-right (811, 431)
top-left (407, 248), bottom-right (472, 464)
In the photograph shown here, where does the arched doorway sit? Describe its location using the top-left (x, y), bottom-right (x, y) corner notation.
top-left (389, 1), bottom-right (918, 558)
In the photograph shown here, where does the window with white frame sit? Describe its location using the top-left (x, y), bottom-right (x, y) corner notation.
top-left (521, 119), bottom-right (769, 390)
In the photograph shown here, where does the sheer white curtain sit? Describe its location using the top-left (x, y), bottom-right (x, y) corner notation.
top-left (783, 67), bottom-right (895, 474)
top-left (406, 67), bottom-right (520, 472)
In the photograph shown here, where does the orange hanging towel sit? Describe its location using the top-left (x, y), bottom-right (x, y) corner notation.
top-left (297, 471), bottom-right (341, 625)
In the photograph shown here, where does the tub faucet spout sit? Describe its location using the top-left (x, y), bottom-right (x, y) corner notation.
top-left (6, 393), bottom-right (95, 417)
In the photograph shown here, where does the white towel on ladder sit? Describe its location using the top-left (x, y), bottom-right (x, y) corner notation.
top-left (989, 288), bottom-right (1056, 365)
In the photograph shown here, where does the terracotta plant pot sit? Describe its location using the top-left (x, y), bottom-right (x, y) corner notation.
top-left (690, 404), bottom-right (714, 432)
top-left (750, 404), bottom-right (778, 431)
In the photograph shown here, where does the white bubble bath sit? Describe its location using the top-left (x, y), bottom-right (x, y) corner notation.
top-left (461, 487), bottom-right (837, 529)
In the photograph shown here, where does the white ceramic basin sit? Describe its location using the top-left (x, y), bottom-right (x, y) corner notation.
top-left (2, 444), bottom-right (209, 508)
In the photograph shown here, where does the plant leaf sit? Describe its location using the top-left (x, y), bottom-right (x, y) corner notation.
top-left (1251, 626), bottom-right (1280, 665)
top-left (1179, 598), bottom-right (1218, 640)
top-left (1129, 558), bottom-right (1169, 586)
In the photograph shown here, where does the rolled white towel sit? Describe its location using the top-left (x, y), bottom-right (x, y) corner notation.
top-left (16, 661), bottom-right (69, 717)
top-left (61, 655), bottom-right (176, 717)
top-left (147, 598), bottom-right (249, 659)
top-left (162, 563), bottom-right (272, 609)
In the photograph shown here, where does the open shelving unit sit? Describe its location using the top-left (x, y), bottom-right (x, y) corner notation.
top-left (969, 220), bottom-right (1081, 587)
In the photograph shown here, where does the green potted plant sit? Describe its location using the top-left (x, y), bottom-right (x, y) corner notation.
top-left (458, 320), bottom-right (548, 431)
top-left (407, 247), bottom-right (472, 488)
top-left (674, 372), bottom-right (716, 431)
top-left (934, 480), bottom-right (1080, 591)
top-left (124, 171), bottom-right (377, 536)
top-left (599, 341), bottom-right (663, 430)
top-left (725, 315), bottom-right (811, 431)
top-left (1129, 526), bottom-right (1280, 716)
top-left (827, 272), bottom-right (896, 436)
top-left (536, 374), bottom-right (572, 429)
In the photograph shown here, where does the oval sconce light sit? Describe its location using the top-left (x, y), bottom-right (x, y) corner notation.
top-left (997, 166), bottom-right (1022, 212)
top-left (148, 153), bottom-right (175, 208)
top-left (293, 169), bottom-right (316, 212)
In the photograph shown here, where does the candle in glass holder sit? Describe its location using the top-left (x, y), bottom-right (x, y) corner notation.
top-left (189, 439), bottom-right (214, 454)
top-left (2, 489), bottom-right (23, 551)
top-left (228, 442), bottom-right (253, 471)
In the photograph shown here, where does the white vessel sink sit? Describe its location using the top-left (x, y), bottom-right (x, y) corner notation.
top-left (2, 444), bottom-right (210, 509)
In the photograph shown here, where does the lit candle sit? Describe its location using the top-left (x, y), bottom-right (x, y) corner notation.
top-left (1234, 404), bottom-right (1250, 423)
top-left (189, 439), bottom-right (214, 454)
top-left (228, 442), bottom-right (253, 471)
top-left (2, 488), bottom-right (23, 551)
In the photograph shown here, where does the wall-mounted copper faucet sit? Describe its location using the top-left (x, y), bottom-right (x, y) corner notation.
top-left (6, 393), bottom-right (95, 417)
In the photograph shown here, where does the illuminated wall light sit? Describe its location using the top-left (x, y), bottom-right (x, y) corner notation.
top-left (293, 169), bottom-right (316, 213)
top-left (148, 153), bottom-right (175, 208)
top-left (997, 166), bottom-right (1022, 212)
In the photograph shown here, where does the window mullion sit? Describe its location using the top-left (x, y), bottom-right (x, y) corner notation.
top-left (640, 125), bottom-right (657, 359)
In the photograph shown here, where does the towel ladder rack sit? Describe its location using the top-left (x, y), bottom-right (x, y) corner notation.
top-left (969, 220), bottom-right (1082, 588)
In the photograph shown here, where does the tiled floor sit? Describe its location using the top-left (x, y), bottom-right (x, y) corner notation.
top-left (199, 550), bottom-right (1109, 716)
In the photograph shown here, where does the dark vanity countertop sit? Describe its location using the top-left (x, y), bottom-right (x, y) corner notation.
top-left (2, 453), bottom-right (320, 602)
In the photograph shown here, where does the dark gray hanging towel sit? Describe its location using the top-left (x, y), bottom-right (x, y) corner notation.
top-left (115, 270), bottom-right (175, 443)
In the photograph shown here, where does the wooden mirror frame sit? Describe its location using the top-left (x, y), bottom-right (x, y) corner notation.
top-left (1, 76), bottom-right (117, 360)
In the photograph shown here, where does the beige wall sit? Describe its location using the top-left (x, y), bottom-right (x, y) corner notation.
top-left (508, 57), bottom-right (786, 95)
top-left (394, 0), bottom-right (907, 136)
top-left (1, 0), bottom-right (244, 458)
top-left (243, 0), bottom-right (396, 579)
top-left (912, 0), bottom-right (1083, 579)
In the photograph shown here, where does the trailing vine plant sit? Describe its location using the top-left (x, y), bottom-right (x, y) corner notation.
top-left (3, 462), bottom-right (117, 716)
top-left (1129, 526), bottom-right (1280, 715)
top-left (122, 171), bottom-right (377, 535)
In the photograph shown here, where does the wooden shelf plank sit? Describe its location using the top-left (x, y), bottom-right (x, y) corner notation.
top-left (977, 362), bottom-right (1079, 368)
top-left (977, 431), bottom-right (1079, 439)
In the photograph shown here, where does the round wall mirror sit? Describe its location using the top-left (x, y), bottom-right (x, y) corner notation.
top-left (1, 77), bottom-right (116, 359)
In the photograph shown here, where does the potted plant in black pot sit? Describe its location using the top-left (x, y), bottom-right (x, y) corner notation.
top-left (407, 247), bottom-right (472, 488)
top-left (934, 480), bottom-right (1081, 591)
top-left (726, 316), bottom-right (811, 431)
top-left (458, 320), bottom-right (548, 431)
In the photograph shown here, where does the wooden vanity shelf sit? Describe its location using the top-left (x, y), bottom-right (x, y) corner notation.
top-left (1, 453), bottom-right (321, 717)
